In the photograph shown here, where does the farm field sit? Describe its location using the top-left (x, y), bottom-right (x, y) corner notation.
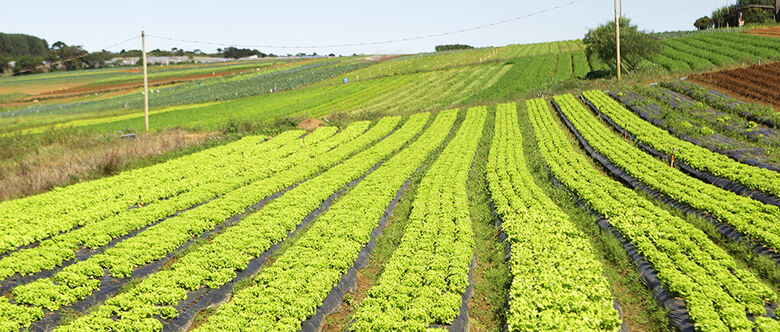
top-left (4, 22), bottom-right (780, 332)
top-left (610, 84), bottom-right (780, 168)
top-left (746, 25), bottom-right (780, 38)
top-left (689, 61), bottom-right (780, 110)
top-left (0, 59), bottom-right (304, 108)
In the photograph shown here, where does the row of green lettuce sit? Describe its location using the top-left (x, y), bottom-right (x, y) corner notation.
top-left (583, 90), bottom-right (780, 198)
top-left (0, 124), bottom-right (364, 282)
top-left (0, 117), bottom-right (402, 331)
top-left (0, 131), bottom-right (299, 254)
top-left (193, 110), bottom-right (459, 331)
top-left (527, 98), bottom-right (778, 331)
top-left (568, 93), bottom-right (780, 252)
top-left (54, 113), bottom-right (431, 331)
top-left (486, 102), bottom-right (621, 331)
top-left (350, 107), bottom-right (486, 330)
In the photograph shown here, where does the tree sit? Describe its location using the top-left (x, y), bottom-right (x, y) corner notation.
top-left (435, 44), bottom-right (474, 52)
top-left (712, 6), bottom-right (732, 28)
top-left (0, 33), bottom-right (48, 57)
top-left (583, 17), bottom-right (662, 73)
top-left (694, 16), bottom-right (713, 30)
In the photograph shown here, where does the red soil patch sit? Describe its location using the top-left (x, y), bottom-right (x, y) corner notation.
top-left (745, 26), bottom-right (780, 38)
top-left (690, 61), bottom-right (780, 109)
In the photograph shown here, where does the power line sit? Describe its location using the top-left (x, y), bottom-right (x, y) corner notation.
top-left (146, 0), bottom-right (586, 49)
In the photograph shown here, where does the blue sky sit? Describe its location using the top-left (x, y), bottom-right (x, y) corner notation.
top-left (3, 0), bottom-right (732, 55)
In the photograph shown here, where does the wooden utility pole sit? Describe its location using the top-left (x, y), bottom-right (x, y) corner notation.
top-left (615, 0), bottom-right (622, 83)
top-left (142, 30), bottom-right (150, 132)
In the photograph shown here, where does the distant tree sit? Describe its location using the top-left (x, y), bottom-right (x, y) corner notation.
top-left (0, 33), bottom-right (49, 57)
top-left (435, 44), bottom-right (474, 52)
top-left (222, 47), bottom-right (266, 58)
top-left (583, 17), bottom-right (662, 73)
top-left (48, 41), bottom-right (87, 71)
top-left (712, 6), bottom-right (732, 27)
top-left (14, 55), bottom-right (44, 74)
top-left (694, 16), bottom-right (713, 30)
top-left (712, 0), bottom-right (776, 28)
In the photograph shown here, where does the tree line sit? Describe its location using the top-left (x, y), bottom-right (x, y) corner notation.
top-left (0, 33), bottom-right (303, 75)
top-left (695, 0), bottom-right (777, 30)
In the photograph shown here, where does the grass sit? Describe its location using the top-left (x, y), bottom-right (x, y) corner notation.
top-left (0, 127), bottom-right (245, 202)
top-left (466, 107), bottom-right (511, 332)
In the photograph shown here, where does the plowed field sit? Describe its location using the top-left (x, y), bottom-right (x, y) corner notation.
top-left (690, 61), bottom-right (780, 109)
top-left (746, 25), bottom-right (780, 38)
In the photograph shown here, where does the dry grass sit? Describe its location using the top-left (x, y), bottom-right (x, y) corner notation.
top-left (0, 128), bottom-right (213, 202)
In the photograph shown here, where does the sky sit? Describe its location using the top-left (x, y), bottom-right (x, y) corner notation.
top-left (2, 0), bottom-right (734, 56)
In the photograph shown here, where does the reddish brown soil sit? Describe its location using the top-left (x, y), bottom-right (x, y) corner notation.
top-left (745, 26), bottom-right (780, 38)
top-left (690, 61), bottom-right (780, 109)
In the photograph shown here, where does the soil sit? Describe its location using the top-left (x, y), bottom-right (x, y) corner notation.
top-left (298, 118), bottom-right (324, 131)
top-left (690, 61), bottom-right (780, 109)
top-left (745, 26), bottom-right (780, 39)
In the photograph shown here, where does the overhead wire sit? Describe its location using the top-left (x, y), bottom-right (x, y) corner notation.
top-left (145, 0), bottom-right (586, 49)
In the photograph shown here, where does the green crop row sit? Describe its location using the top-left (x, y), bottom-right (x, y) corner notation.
top-left (486, 103), bottom-right (621, 331)
top-left (661, 81), bottom-right (779, 128)
top-left (0, 117), bottom-right (402, 331)
top-left (0, 132), bottom-right (311, 255)
top-left (194, 110), bottom-right (459, 331)
top-left (6, 58), bottom-right (366, 118)
top-left (527, 97), bottom-right (778, 331)
top-left (54, 114), bottom-right (428, 331)
top-left (351, 107), bottom-right (486, 330)
top-left (584, 90), bottom-right (780, 197)
top-left (650, 32), bottom-right (780, 73)
top-left (0, 124), bottom-right (365, 281)
top-left (560, 93), bottom-right (780, 252)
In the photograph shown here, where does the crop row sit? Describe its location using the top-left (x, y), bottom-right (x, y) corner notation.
top-left (559, 93), bottom-right (780, 253)
top-left (55, 113), bottom-right (432, 331)
top-left (194, 109), bottom-right (461, 331)
top-left (0, 117), bottom-right (403, 331)
top-left (661, 81), bottom-right (779, 128)
top-left (650, 32), bottom-right (780, 73)
top-left (485, 103), bottom-right (621, 331)
top-left (528, 97), bottom-right (777, 331)
top-left (339, 64), bottom-right (509, 116)
top-left (9, 58), bottom-right (366, 118)
top-left (583, 90), bottom-right (780, 197)
top-left (351, 107), bottom-right (486, 330)
top-left (0, 131), bottom-right (306, 255)
top-left (0, 124), bottom-right (366, 282)
top-left (325, 40), bottom-right (583, 84)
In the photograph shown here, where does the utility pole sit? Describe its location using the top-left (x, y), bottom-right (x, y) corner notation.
top-left (615, 0), bottom-right (622, 83)
top-left (142, 30), bottom-right (149, 133)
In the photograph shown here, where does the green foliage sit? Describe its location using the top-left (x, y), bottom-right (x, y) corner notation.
top-left (712, 1), bottom-right (777, 28)
top-left (435, 44), bottom-right (474, 52)
top-left (694, 16), bottom-right (713, 30)
top-left (0, 33), bottom-right (49, 57)
top-left (583, 17), bottom-right (662, 72)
